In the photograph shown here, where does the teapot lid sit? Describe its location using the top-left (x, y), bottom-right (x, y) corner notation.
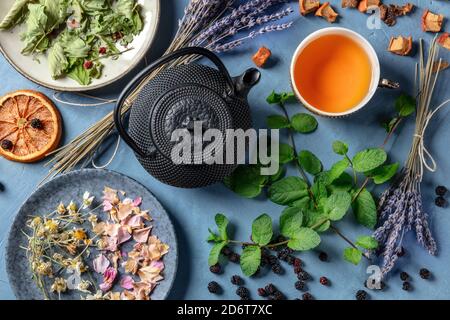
top-left (150, 83), bottom-right (233, 163)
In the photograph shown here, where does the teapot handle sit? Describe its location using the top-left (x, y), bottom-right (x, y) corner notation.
top-left (114, 47), bottom-right (235, 158)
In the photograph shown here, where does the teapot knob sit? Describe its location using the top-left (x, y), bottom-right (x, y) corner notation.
top-left (233, 68), bottom-right (262, 98)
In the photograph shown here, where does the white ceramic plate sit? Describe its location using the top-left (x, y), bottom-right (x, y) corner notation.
top-left (0, 0), bottom-right (160, 91)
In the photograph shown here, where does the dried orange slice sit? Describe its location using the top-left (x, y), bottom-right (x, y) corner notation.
top-left (0, 90), bottom-right (62, 163)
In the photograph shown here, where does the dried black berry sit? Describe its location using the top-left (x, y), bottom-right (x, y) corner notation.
top-left (295, 280), bottom-right (306, 291)
top-left (319, 277), bottom-right (329, 286)
top-left (208, 281), bottom-right (220, 294)
top-left (30, 118), bottom-right (43, 129)
top-left (286, 255), bottom-right (295, 265)
top-left (229, 253), bottom-right (240, 263)
top-left (221, 246), bottom-right (232, 256)
top-left (402, 281), bottom-right (411, 291)
top-left (257, 288), bottom-right (268, 297)
top-left (265, 284), bottom-right (276, 295)
top-left (318, 251), bottom-right (328, 262)
top-left (231, 275), bottom-right (243, 285)
top-left (294, 266), bottom-right (303, 274)
top-left (236, 286), bottom-right (250, 298)
top-left (273, 291), bottom-right (285, 300)
top-left (293, 258), bottom-right (302, 267)
top-left (400, 271), bottom-right (409, 281)
top-left (240, 296), bottom-right (251, 300)
top-left (1, 139), bottom-right (13, 150)
top-left (209, 264), bottom-right (221, 274)
top-left (419, 268), bottom-right (431, 280)
top-left (271, 263), bottom-right (283, 274)
top-left (356, 290), bottom-right (368, 300)
top-left (268, 255), bottom-right (278, 265)
top-left (302, 292), bottom-right (313, 300)
top-left (436, 186), bottom-right (447, 196)
top-left (277, 248), bottom-right (289, 261)
top-left (297, 271), bottom-right (310, 281)
top-left (435, 196), bottom-right (447, 208)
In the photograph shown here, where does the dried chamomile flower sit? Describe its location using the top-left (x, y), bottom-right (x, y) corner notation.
top-left (57, 202), bottom-right (66, 215)
top-left (52, 253), bottom-right (65, 263)
top-left (82, 191), bottom-right (95, 208)
top-left (50, 277), bottom-right (67, 293)
top-left (30, 216), bottom-right (43, 227)
top-left (36, 261), bottom-right (53, 277)
top-left (67, 201), bottom-right (78, 213)
top-left (84, 290), bottom-right (105, 300)
top-left (88, 213), bottom-right (98, 224)
top-left (72, 228), bottom-right (87, 241)
top-left (76, 280), bottom-right (92, 293)
top-left (44, 219), bottom-right (59, 234)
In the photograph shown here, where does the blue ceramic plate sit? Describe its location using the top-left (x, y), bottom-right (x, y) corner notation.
top-left (6, 169), bottom-right (178, 300)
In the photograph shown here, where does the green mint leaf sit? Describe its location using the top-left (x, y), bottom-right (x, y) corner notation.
top-left (343, 247), bottom-right (362, 265)
top-left (267, 115), bottom-right (290, 129)
top-left (298, 150), bottom-right (322, 175)
top-left (215, 214), bottom-right (229, 241)
top-left (352, 188), bottom-right (377, 229)
top-left (268, 165), bottom-right (285, 183)
top-left (288, 227), bottom-right (321, 251)
top-left (395, 94), bottom-right (416, 117)
top-left (207, 228), bottom-right (221, 242)
top-left (280, 92), bottom-right (296, 104)
top-left (240, 246), bottom-right (261, 276)
top-left (266, 90), bottom-right (281, 104)
top-left (252, 214), bottom-right (273, 246)
top-left (356, 236), bottom-right (379, 250)
top-left (268, 176), bottom-right (309, 205)
top-left (208, 241), bottom-right (227, 266)
top-left (279, 143), bottom-right (295, 164)
top-left (332, 141), bottom-right (349, 155)
top-left (290, 113), bottom-right (318, 133)
top-left (327, 158), bottom-right (351, 185)
top-left (327, 172), bottom-right (353, 193)
top-left (365, 163), bottom-right (399, 185)
top-left (303, 209), bottom-right (331, 232)
top-left (311, 175), bottom-right (328, 202)
top-left (224, 165), bottom-right (267, 198)
top-left (322, 191), bottom-right (352, 221)
top-left (381, 117), bottom-right (399, 133)
top-left (352, 148), bottom-right (387, 173)
top-left (290, 197), bottom-right (313, 211)
top-left (279, 207), bottom-right (303, 238)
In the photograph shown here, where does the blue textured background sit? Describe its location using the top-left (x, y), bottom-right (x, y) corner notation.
top-left (0, 0), bottom-right (449, 300)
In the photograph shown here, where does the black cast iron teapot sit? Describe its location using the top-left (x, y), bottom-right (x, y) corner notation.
top-left (114, 47), bottom-right (261, 188)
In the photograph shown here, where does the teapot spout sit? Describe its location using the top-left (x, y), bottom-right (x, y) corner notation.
top-left (233, 68), bottom-right (261, 97)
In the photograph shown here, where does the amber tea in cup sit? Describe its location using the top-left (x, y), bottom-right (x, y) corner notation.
top-left (291, 28), bottom-right (381, 117)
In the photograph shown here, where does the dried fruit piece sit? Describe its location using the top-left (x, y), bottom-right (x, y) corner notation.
top-left (388, 36), bottom-right (413, 56)
top-left (401, 3), bottom-right (414, 15)
top-left (438, 33), bottom-right (450, 51)
top-left (421, 10), bottom-right (444, 33)
top-left (252, 46), bottom-right (272, 67)
top-left (341, 0), bottom-right (359, 8)
top-left (0, 90), bottom-right (62, 163)
top-left (432, 60), bottom-right (449, 73)
top-left (358, 0), bottom-right (380, 13)
top-left (300, 0), bottom-right (321, 15)
top-left (315, 2), bottom-right (339, 23)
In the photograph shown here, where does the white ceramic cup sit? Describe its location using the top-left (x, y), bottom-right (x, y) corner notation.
top-left (290, 27), bottom-right (397, 117)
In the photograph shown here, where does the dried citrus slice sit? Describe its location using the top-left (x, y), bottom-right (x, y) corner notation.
top-left (0, 90), bottom-right (62, 163)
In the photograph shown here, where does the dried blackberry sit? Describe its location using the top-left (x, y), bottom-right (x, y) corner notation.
top-left (209, 264), bottom-right (221, 274)
top-left (229, 253), bottom-right (240, 263)
top-left (435, 197), bottom-right (446, 208)
top-left (231, 275), bottom-right (243, 285)
top-left (419, 268), bottom-right (431, 280)
top-left (221, 246), bottom-right (232, 256)
top-left (302, 292), bottom-right (313, 300)
top-left (268, 255), bottom-right (278, 265)
top-left (293, 258), bottom-right (302, 267)
top-left (277, 248), bottom-right (289, 261)
top-left (273, 291), bottom-right (285, 300)
top-left (1, 139), bottom-right (13, 150)
top-left (402, 281), bottom-right (411, 291)
top-left (295, 280), bottom-right (306, 291)
top-left (30, 118), bottom-right (43, 129)
top-left (318, 251), bottom-right (328, 262)
top-left (400, 271), bottom-right (409, 281)
top-left (319, 277), bottom-right (329, 286)
top-left (265, 284), bottom-right (277, 295)
top-left (294, 266), bottom-right (303, 274)
top-left (436, 186), bottom-right (447, 196)
top-left (297, 271), bottom-right (310, 281)
top-left (240, 296), bottom-right (251, 300)
top-left (257, 288), bottom-right (268, 297)
top-left (356, 290), bottom-right (368, 300)
top-left (208, 281), bottom-right (220, 294)
top-left (271, 263), bottom-right (283, 274)
top-left (286, 255), bottom-right (295, 265)
top-left (236, 286), bottom-right (250, 298)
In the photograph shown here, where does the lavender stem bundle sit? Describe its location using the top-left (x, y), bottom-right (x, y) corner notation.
top-left (45, 0), bottom-right (294, 180)
top-left (373, 37), bottom-right (450, 276)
